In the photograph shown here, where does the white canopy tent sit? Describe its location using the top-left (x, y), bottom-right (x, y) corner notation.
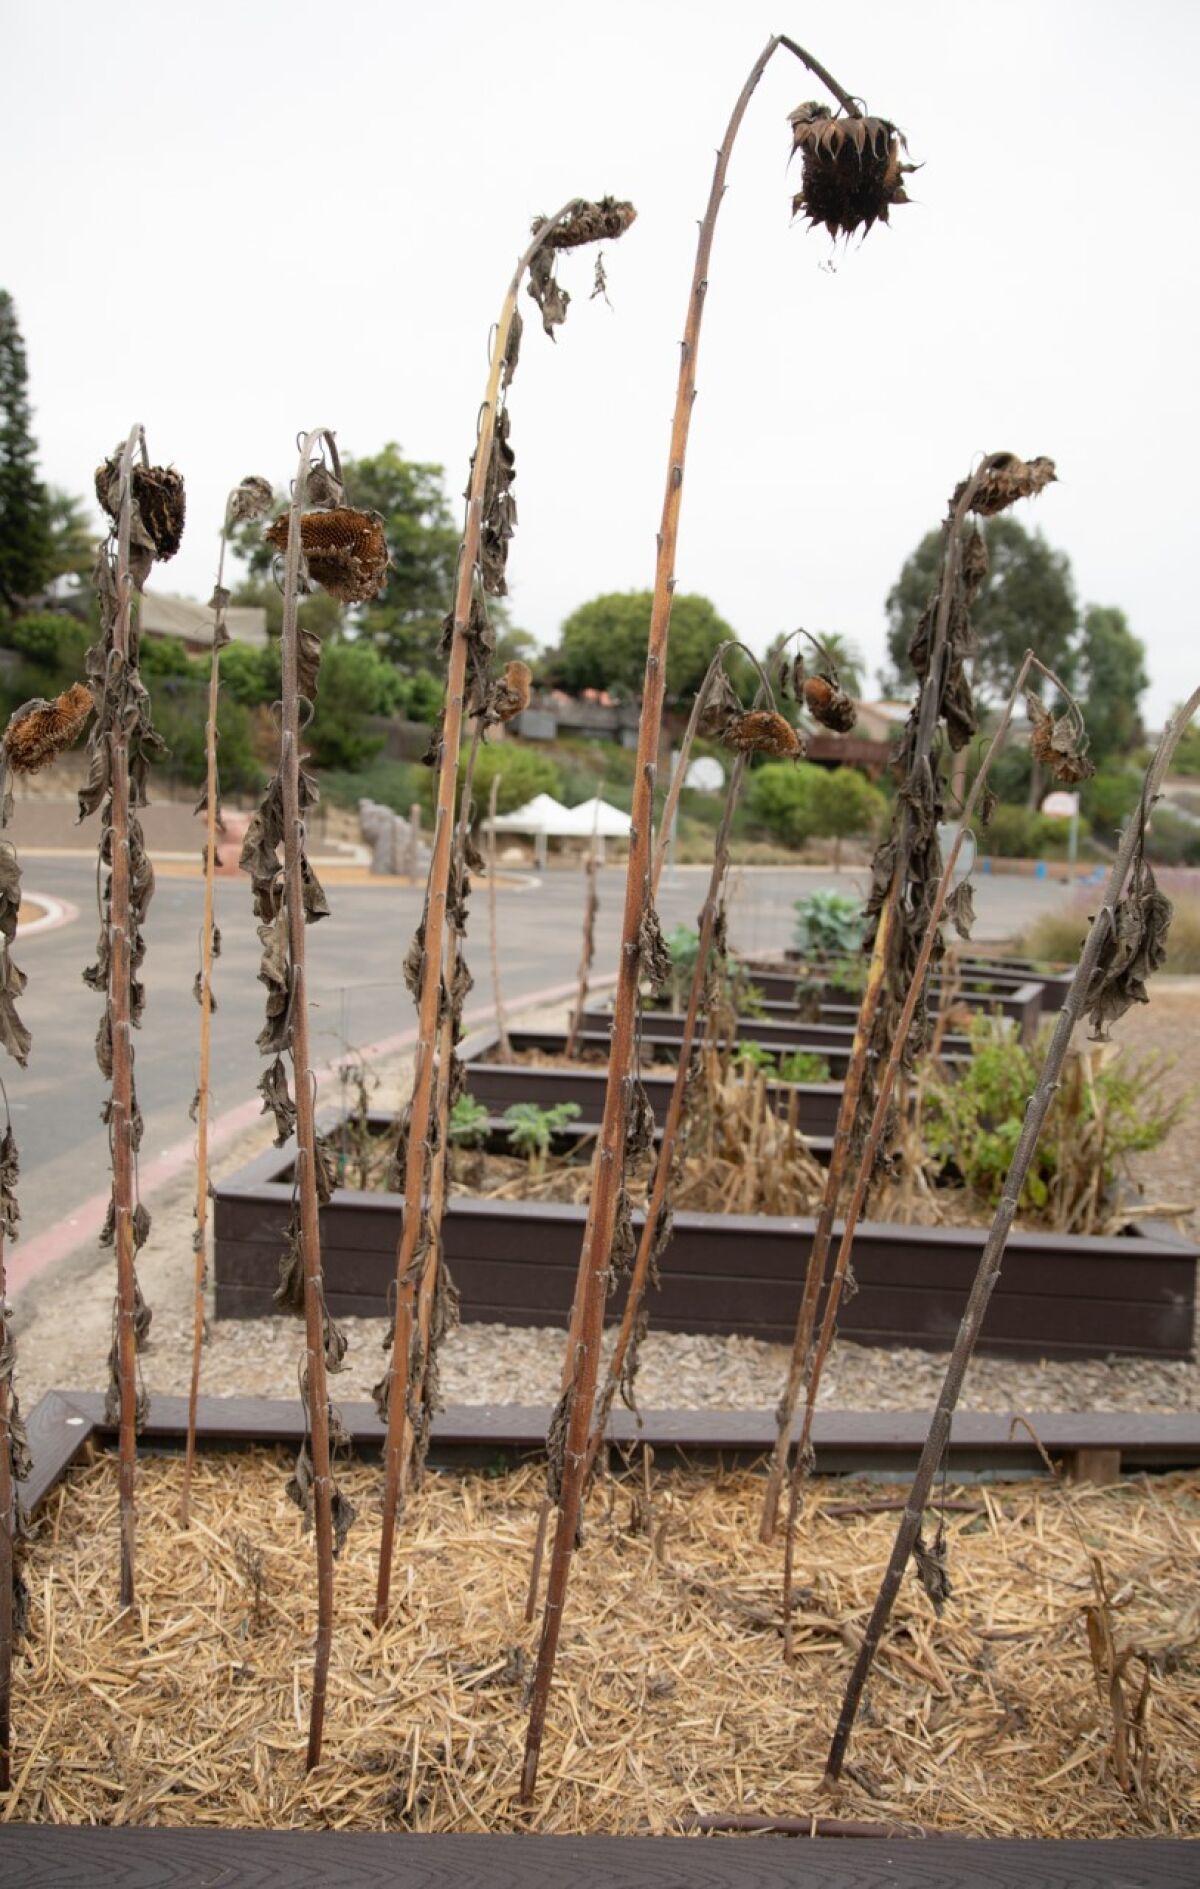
top-left (488, 793), bottom-right (632, 866)
top-left (489, 792), bottom-right (576, 867)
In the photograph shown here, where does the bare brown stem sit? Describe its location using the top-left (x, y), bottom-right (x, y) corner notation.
top-left (109, 422), bottom-right (147, 1609)
top-left (563, 830), bottom-right (599, 1059)
top-left (760, 456), bottom-right (1010, 1541)
top-left (181, 515), bottom-right (232, 1528)
top-left (279, 429), bottom-right (340, 1770)
top-left (519, 33), bottom-right (862, 1804)
top-left (375, 203), bottom-right (583, 1629)
top-left (0, 1227), bottom-right (11, 1791)
top-left (486, 773), bottom-right (510, 1057)
top-left (824, 683), bottom-right (1200, 1783)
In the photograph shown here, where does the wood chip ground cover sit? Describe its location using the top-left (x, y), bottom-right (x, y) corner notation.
top-left (10, 1451), bottom-right (1199, 1835)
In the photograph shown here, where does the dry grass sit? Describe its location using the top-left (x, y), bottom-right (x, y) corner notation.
top-left (7, 1450), bottom-right (1199, 1835)
top-left (1023, 894), bottom-right (1200, 976)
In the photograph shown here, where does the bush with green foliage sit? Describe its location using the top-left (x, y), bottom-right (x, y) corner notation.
top-left (467, 742), bottom-right (562, 816)
top-left (321, 757), bottom-right (425, 816)
top-left (745, 760), bottom-right (824, 845)
top-left (807, 768), bottom-right (886, 864)
top-left (980, 804), bottom-right (1091, 859)
top-left (922, 1016), bottom-right (1184, 1224)
top-left (792, 889), bottom-right (865, 956)
top-left (734, 1042), bottom-right (831, 1082)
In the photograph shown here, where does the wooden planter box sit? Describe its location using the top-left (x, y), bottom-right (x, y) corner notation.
top-left (740, 970), bottom-right (1046, 1037)
top-left (213, 1112), bottom-right (1197, 1360)
top-left (461, 1027), bottom-right (847, 1134)
top-left (13, 1391), bottom-right (1198, 1880)
top-left (579, 1006), bottom-right (973, 1061)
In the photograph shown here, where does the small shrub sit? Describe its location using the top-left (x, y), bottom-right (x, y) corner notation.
top-left (745, 759), bottom-right (824, 846)
top-left (921, 1016), bottom-right (1186, 1227)
top-left (448, 1094), bottom-right (490, 1148)
top-left (1022, 893), bottom-right (1200, 973)
top-left (503, 1100), bottom-right (581, 1174)
top-left (776, 1049), bottom-right (832, 1083)
top-left (792, 889), bottom-right (864, 955)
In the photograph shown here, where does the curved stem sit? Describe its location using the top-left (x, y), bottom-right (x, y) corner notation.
top-left (279, 426), bottom-right (342, 1769)
top-left (519, 30), bottom-right (856, 1803)
top-left (181, 504), bottom-right (233, 1528)
top-left (825, 681), bottom-right (1200, 1782)
top-left (375, 201), bottom-right (584, 1629)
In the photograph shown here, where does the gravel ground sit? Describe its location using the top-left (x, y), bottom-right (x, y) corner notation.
top-left (14, 987), bottom-right (1200, 1418)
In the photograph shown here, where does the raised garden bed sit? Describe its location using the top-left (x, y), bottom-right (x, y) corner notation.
top-left (9, 1391), bottom-right (1200, 1870)
top-left (212, 1110), bottom-right (1197, 1358)
top-left (460, 1027), bottom-right (846, 1135)
top-left (739, 968), bottom-right (1046, 1036)
top-left (578, 1005), bottom-right (974, 1060)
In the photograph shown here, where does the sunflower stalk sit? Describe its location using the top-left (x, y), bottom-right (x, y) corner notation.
top-left (563, 813), bottom-right (601, 1059)
top-left (519, 35), bottom-right (895, 1803)
top-left (825, 683), bottom-right (1200, 1784)
top-left (253, 429), bottom-right (359, 1769)
top-left (760, 450), bottom-right (1046, 1540)
top-left (486, 773), bottom-right (510, 1058)
top-left (375, 198), bottom-right (635, 1628)
top-left (82, 425), bottom-right (182, 1605)
top-left (780, 647), bottom-right (1082, 1650)
top-left (181, 477), bottom-right (270, 1526)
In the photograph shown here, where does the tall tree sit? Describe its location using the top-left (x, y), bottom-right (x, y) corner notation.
top-left (885, 516), bottom-right (1078, 705)
top-left (0, 292), bottom-right (53, 614)
top-left (545, 590), bottom-right (738, 701)
top-left (1077, 604), bottom-right (1148, 766)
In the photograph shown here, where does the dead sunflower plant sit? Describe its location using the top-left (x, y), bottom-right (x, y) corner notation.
top-left (240, 431), bottom-right (359, 1769)
top-left (180, 474), bottom-right (273, 1529)
top-left (374, 198), bottom-right (636, 1634)
top-left (519, 40), bottom-right (913, 1796)
top-left (80, 425), bottom-right (182, 1608)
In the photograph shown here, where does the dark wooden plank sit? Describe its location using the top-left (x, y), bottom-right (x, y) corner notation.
top-left (15, 1390), bottom-right (95, 1512)
top-left (43, 1392), bottom-right (1200, 1463)
top-left (0, 1826), bottom-right (1195, 1889)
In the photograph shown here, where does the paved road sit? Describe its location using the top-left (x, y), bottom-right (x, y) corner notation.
top-left (9, 853), bottom-right (1082, 1257)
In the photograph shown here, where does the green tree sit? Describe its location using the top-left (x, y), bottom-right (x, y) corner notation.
top-left (885, 516), bottom-right (1078, 706)
top-left (308, 641), bottom-right (403, 770)
top-left (745, 759), bottom-right (823, 846)
top-left (1076, 604), bottom-right (1148, 766)
top-left (808, 767), bottom-right (886, 870)
top-left (0, 291), bottom-right (54, 612)
top-left (465, 742), bottom-right (562, 816)
top-left (44, 487), bottom-right (96, 588)
top-left (545, 591), bottom-right (738, 701)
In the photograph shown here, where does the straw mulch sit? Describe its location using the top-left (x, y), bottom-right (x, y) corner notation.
top-left (9, 1450), bottom-right (1199, 1835)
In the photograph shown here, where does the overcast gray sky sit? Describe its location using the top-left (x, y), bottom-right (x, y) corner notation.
top-left (6, 0), bottom-right (1198, 721)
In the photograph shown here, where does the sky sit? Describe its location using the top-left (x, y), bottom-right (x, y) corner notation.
top-left (5, 0), bottom-right (1198, 723)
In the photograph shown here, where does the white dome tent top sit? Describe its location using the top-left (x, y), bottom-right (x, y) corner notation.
top-left (487, 793), bottom-right (630, 867)
top-left (557, 797), bottom-right (633, 839)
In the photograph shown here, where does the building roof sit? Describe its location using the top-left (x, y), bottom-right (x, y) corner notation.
top-left (139, 592), bottom-right (268, 650)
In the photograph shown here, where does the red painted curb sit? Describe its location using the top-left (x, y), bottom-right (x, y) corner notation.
top-left (9, 971), bottom-right (615, 1297)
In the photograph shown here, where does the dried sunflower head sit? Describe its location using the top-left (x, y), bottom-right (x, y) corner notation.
top-left (226, 475), bottom-right (274, 527)
top-left (3, 683), bottom-right (93, 774)
top-left (789, 104), bottom-right (913, 239)
top-left (1027, 692), bottom-right (1093, 785)
top-left (488, 660), bottom-right (532, 724)
top-left (803, 673), bottom-right (858, 733)
top-left (95, 456), bottom-right (187, 560)
top-left (538, 198), bottom-right (638, 249)
top-left (264, 507), bottom-right (390, 603)
top-left (960, 454), bottom-right (1057, 518)
top-left (724, 710), bottom-right (803, 759)
top-left (527, 198), bottom-right (637, 338)
top-left (696, 668), bottom-right (744, 743)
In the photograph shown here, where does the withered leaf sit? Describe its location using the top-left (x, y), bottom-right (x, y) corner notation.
top-left (1084, 852), bottom-right (1172, 1040)
top-left (945, 879), bottom-right (976, 941)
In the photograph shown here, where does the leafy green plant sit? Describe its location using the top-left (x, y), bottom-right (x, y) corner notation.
top-left (734, 1040), bottom-right (776, 1072)
top-left (503, 1101), bottom-right (582, 1175)
top-left (664, 924), bottom-right (700, 1007)
top-left (792, 889), bottom-right (864, 956)
top-left (827, 957), bottom-right (867, 996)
top-left (448, 1094), bottom-right (490, 1149)
top-left (921, 1015), bottom-right (1186, 1223)
top-left (777, 1049), bottom-right (832, 1083)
